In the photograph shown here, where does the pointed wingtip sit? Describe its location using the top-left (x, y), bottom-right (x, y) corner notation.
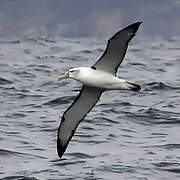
top-left (135, 21), bottom-right (143, 25)
top-left (57, 137), bottom-right (63, 159)
top-left (127, 21), bottom-right (142, 31)
top-left (132, 21), bottom-right (142, 26)
top-left (57, 136), bottom-right (67, 159)
top-left (134, 21), bottom-right (142, 27)
top-left (110, 21), bottom-right (142, 41)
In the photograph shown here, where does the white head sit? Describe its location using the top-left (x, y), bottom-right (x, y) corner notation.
top-left (58, 68), bottom-right (80, 81)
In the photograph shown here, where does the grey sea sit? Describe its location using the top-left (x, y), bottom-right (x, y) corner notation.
top-left (0, 36), bottom-right (180, 180)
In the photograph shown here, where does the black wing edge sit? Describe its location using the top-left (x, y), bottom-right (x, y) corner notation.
top-left (57, 116), bottom-right (68, 159)
top-left (110, 21), bottom-right (142, 40)
top-left (57, 85), bottom-right (102, 159)
top-left (57, 86), bottom-right (85, 159)
top-left (57, 115), bottom-right (79, 159)
top-left (91, 21), bottom-right (142, 71)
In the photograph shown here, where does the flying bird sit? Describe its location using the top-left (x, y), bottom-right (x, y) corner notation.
top-left (57, 22), bottom-right (142, 159)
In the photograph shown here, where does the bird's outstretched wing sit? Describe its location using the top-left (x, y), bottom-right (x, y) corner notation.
top-left (92, 22), bottom-right (142, 75)
top-left (57, 85), bottom-right (103, 159)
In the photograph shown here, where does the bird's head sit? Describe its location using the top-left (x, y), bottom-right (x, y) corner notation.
top-left (58, 68), bottom-right (80, 81)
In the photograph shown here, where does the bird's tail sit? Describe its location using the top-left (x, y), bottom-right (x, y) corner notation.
top-left (126, 82), bottom-right (141, 91)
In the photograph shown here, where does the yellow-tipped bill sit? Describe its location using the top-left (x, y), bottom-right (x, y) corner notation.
top-left (58, 72), bottom-right (69, 81)
top-left (58, 76), bottom-right (64, 81)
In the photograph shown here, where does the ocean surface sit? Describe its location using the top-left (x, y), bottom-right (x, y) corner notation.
top-left (0, 36), bottom-right (180, 180)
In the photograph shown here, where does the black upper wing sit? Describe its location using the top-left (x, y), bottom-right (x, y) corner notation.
top-left (92, 22), bottom-right (142, 75)
top-left (57, 85), bottom-right (103, 159)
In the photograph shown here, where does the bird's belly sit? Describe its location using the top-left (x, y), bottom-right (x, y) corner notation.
top-left (77, 70), bottom-right (126, 90)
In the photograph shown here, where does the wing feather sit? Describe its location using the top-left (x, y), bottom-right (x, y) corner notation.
top-left (57, 85), bottom-right (102, 159)
top-left (92, 22), bottom-right (142, 75)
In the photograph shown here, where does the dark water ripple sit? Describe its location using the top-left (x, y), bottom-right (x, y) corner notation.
top-left (43, 96), bottom-right (75, 107)
top-left (144, 82), bottom-right (180, 91)
top-left (0, 176), bottom-right (39, 180)
top-left (1, 37), bottom-right (180, 179)
top-left (0, 77), bottom-right (13, 85)
top-left (0, 149), bottom-right (46, 159)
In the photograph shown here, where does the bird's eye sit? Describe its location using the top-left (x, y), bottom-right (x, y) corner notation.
top-left (69, 70), bottom-right (74, 73)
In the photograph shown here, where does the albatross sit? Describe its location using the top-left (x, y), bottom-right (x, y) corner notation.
top-left (57, 22), bottom-right (142, 159)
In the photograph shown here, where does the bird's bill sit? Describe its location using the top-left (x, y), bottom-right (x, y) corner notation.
top-left (58, 72), bottom-right (69, 81)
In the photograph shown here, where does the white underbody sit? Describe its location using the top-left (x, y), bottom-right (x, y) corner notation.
top-left (70, 67), bottom-right (133, 90)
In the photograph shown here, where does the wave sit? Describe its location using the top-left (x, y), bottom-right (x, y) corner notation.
top-left (43, 96), bottom-right (75, 106)
top-left (0, 77), bottom-right (13, 85)
top-left (125, 107), bottom-right (180, 125)
top-left (0, 176), bottom-right (40, 180)
top-left (144, 82), bottom-right (180, 91)
top-left (0, 149), bottom-right (46, 159)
